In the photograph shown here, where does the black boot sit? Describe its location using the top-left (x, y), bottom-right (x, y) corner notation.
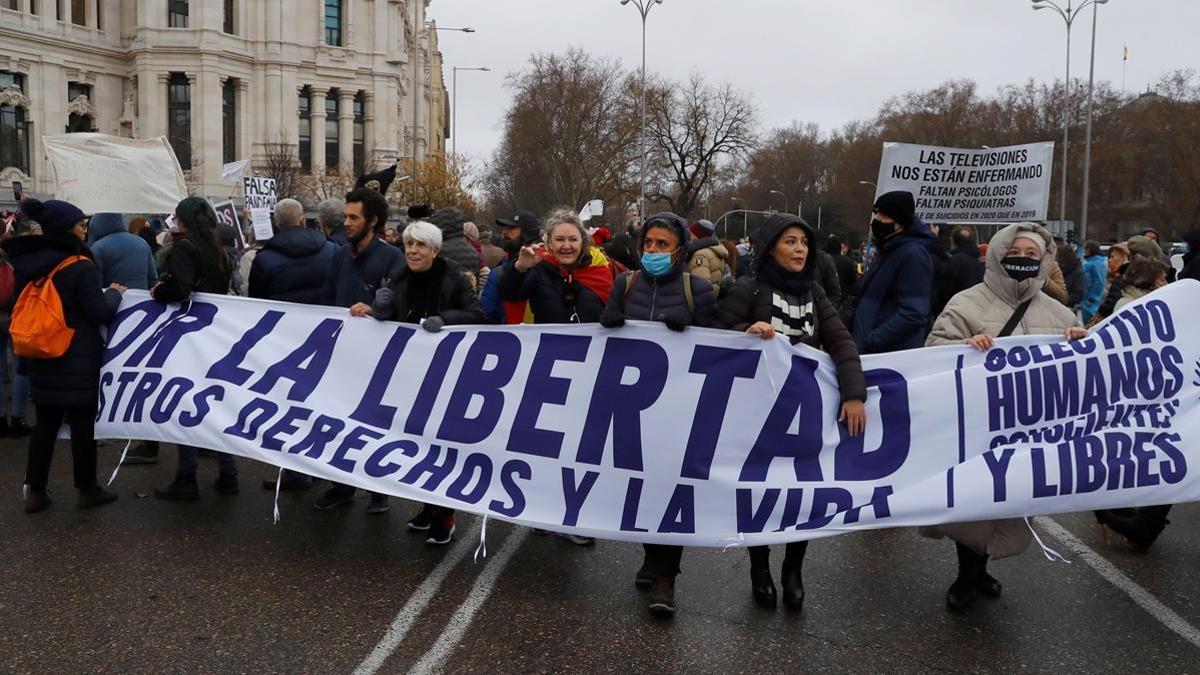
top-left (9, 417), bottom-right (30, 438)
top-left (648, 575), bottom-right (676, 615)
top-left (1097, 507), bottom-right (1171, 552)
top-left (154, 474), bottom-right (200, 501)
top-left (780, 559), bottom-right (805, 611)
top-left (976, 555), bottom-right (1002, 598)
top-left (946, 542), bottom-right (982, 610)
top-left (751, 566), bottom-right (777, 608)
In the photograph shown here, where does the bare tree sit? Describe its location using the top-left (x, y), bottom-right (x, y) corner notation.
top-left (260, 132), bottom-right (306, 201)
top-left (645, 73), bottom-right (757, 220)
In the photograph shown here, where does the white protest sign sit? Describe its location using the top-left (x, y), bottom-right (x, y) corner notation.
top-left (243, 176), bottom-right (277, 241)
top-left (875, 141), bottom-right (1054, 223)
top-left (96, 283), bottom-right (1200, 547)
top-left (43, 133), bottom-right (187, 214)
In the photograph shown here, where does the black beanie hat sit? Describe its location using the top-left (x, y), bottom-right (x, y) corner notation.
top-left (873, 191), bottom-right (916, 229)
top-left (19, 198), bottom-right (86, 235)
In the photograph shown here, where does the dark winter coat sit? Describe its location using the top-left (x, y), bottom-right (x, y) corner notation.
top-left (323, 236), bottom-right (405, 308)
top-left (1059, 256), bottom-right (1085, 308)
top-left (89, 214), bottom-right (158, 290)
top-left (932, 244), bottom-right (984, 322)
top-left (429, 208), bottom-right (483, 275)
top-left (716, 276), bottom-right (866, 402)
top-left (499, 250), bottom-right (608, 324)
top-left (151, 235), bottom-right (232, 303)
top-left (812, 249), bottom-right (844, 308)
top-left (3, 235), bottom-right (121, 406)
top-left (1179, 230), bottom-right (1200, 282)
top-left (326, 224), bottom-right (349, 247)
top-left (370, 257), bottom-right (487, 326)
top-left (249, 226), bottom-right (339, 305)
top-left (850, 218), bottom-right (937, 354)
top-left (601, 212), bottom-right (716, 327)
top-left (830, 252), bottom-right (858, 304)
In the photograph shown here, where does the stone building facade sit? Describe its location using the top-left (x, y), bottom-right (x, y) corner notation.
top-left (0, 0), bottom-right (448, 202)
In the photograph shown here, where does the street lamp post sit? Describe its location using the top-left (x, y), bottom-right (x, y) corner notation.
top-left (420, 26), bottom-right (478, 166)
top-left (620, 0), bottom-right (663, 228)
top-left (1033, 0), bottom-right (1108, 238)
top-left (769, 189), bottom-right (788, 215)
top-left (1078, 0), bottom-right (1108, 243)
top-left (451, 66), bottom-right (490, 157)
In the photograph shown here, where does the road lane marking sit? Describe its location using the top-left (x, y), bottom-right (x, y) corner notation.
top-left (1036, 516), bottom-right (1200, 649)
top-left (408, 528), bottom-right (531, 675)
top-left (353, 520), bottom-right (482, 675)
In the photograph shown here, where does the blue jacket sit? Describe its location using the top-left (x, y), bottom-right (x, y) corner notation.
top-left (851, 219), bottom-right (937, 354)
top-left (249, 227), bottom-right (338, 305)
top-left (1081, 254), bottom-right (1108, 315)
top-left (89, 212), bottom-right (157, 290)
top-left (480, 258), bottom-right (509, 324)
top-left (322, 236), bottom-right (405, 308)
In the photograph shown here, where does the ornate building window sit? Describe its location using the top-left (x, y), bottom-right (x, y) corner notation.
top-left (353, 91), bottom-right (365, 176)
top-left (222, 79), bottom-right (237, 164)
top-left (0, 72), bottom-right (31, 176)
top-left (70, 0), bottom-right (83, 25)
top-left (67, 81), bottom-right (95, 132)
top-left (223, 0), bottom-right (235, 34)
top-left (167, 73), bottom-right (191, 168)
top-left (324, 0), bottom-right (343, 47)
top-left (298, 86), bottom-right (311, 172)
top-left (325, 90), bottom-right (339, 171)
top-left (168, 0), bottom-right (187, 28)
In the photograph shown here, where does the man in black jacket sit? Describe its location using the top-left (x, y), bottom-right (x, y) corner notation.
top-left (932, 226), bottom-right (985, 320)
top-left (316, 188), bottom-right (404, 513)
top-left (251, 198), bottom-right (339, 491)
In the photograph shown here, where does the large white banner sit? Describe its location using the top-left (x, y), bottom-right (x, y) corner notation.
top-left (43, 133), bottom-right (188, 214)
top-left (875, 141), bottom-right (1054, 223)
top-left (96, 283), bottom-right (1200, 547)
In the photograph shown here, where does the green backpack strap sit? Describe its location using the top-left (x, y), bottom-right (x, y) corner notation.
top-left (682, 272), bottom-right (694, 314)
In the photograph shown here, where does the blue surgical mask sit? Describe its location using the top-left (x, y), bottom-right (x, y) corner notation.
top-left (641, 252), bottom-right (673, 277)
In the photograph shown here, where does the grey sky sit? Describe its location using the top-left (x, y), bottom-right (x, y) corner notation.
top-left (429, 1), bottom-right (1199, 164)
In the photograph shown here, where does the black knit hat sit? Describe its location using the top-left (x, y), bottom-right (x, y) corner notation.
top-left (19, 198), bottom-right (86, 235)
top-left (873, 191), bottom-right (916, 229)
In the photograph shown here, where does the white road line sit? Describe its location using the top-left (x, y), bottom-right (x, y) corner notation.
top-left (1035, 516), bottom-right (1200, 649)
top-left (353, 520), bottom-right (482, 675)
top-left (408, 528), bottom-right (531, 675)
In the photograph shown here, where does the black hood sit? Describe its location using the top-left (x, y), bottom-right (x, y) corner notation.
top-left (686, 234), bottom-right (720, 255)
top-left (754, 213), bottom-right (816, 267)
top-left (2, 234), bottom-right (91, 280)
top-left (263, 227), bottom-right (328, 258)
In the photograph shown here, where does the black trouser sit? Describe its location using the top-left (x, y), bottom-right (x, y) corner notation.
top-left (26, 403), bottom-right (98, 491)
top-left (643, 544), bottom-right (683, 577)
top-left (748, 541), bottom-right (809, 570)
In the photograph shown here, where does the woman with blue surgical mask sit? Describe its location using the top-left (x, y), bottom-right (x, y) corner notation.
top-left (599, 211), bottom-right (718, 617)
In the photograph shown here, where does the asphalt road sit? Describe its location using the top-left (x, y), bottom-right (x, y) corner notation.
top-left (2, 439), bottom-right (1198, 673)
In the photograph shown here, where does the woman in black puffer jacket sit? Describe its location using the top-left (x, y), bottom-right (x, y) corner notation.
top-left (715, 212), bottom-right (867, 612)
top-left (3, 198), bottom-right (126, 513)
top-left (500, 209), bottom-right (614, 325)
top-left (598, 211), bottom-right (717, 618)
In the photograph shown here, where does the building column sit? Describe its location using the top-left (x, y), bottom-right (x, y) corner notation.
top-left (309, 86), bottom-right (328, 172)
top-left (362, 91), bottom-right (376, 167)
top-left (198, 69), bottom-right (223, 186)
top-left (184, 73), bottom-right (199, 173)
top-left (338, 89), bottom-right (354, 171)
top-left (155, 72), bottom-right (170, 138)
top-left (237, 78), bottom-right (251, 163)
top-left (84, 0), bottom-right (97, 28)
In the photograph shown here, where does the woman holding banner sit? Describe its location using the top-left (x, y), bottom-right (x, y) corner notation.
top-left (359, 219), bottom-right (486, 546)
top-left (599, 212), bottom-right (717, 616)
top-left (714, 212), bottom-right (868, 612)
top-left (923, 222), bottom-right (1084, 611)
top-left (151, 197), bottom-right (239, 501)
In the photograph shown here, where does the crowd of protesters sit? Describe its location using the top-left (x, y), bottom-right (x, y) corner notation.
top-left (0, 183), bottom-right (1194, 619)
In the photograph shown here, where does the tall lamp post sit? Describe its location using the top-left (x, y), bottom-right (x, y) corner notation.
top-left (620, 0), bottom-right (663, 228)
top-left (769, 189), bottom-right (788, 215)
top-left (451, 66), bottom-right (490, 157)
top-left (420, 26), bottom-right (477, 164)
top-left (1032, 0), bottom-right (1108, 239)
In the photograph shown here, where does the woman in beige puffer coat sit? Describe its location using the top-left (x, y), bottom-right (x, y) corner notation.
top-left (923, 221), bottom-right (1085, 611)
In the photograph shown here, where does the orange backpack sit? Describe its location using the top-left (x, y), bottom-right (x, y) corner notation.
top-left (11, 254), bottom-right (87, 359)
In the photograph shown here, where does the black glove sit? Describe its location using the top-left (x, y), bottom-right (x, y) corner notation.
top-left (422, 316), bottom-right (445, 333)
top-left (659, 313), bottom-right (687, 332)
top-left (599, 307), bottom-right (626, 329)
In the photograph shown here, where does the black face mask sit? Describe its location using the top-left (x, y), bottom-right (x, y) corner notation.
top-left (871, 218), bottom-right (898, 244)
top-left (1001, 256), bottom-right (1041, 281)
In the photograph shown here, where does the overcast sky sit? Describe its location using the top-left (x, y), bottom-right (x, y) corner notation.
top-left (429, 0), bottom-right (1198, 166)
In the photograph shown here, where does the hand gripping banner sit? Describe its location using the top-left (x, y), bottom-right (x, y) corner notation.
top-left (95, 283), bottom-right (1200, 547)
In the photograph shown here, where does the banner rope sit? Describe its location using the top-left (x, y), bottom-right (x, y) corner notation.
top-left (719, 532), bottom-right (747, 552)
top-left (1025, 517), bottom-right (1071, 563)
top-left (272, 467), bottom-right (283, 524)
top-left (106, 439), bottom-right (132, 486)
top-left (473, 513), bottom-right (490, 562)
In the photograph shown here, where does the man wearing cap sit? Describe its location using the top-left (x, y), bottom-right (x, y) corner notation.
top-left (481, 209), bottom-right (542, 324)
top-left (849, 191), bottom-right (938, 354)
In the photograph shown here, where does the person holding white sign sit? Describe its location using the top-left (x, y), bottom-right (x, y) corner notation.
top-left (714, 213), bottom-right (867, 611)
top-left (923, 222), bottom-right (1084, 611)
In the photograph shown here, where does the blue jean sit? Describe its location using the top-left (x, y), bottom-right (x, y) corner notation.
top-left (176, 445), bottom-right (237, 477)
